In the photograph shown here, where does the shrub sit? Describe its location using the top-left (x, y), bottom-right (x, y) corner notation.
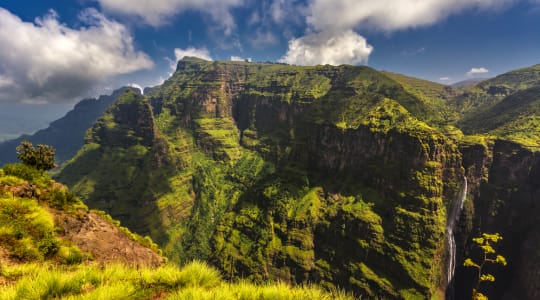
top-left (16, 141), bottom-right (57, 171)
top-left (2, 163), bottom-right (47, 184)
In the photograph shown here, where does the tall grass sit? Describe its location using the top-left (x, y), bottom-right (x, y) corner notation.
top-left (0, 262), bottom-right (353, 300)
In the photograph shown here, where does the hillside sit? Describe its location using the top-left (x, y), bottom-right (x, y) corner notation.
top-left (42, 58), bottom-right (538, 299)
top-left (0, 162), bottom-right (350, 299)
top-left (57, 58), bottom-right (466, 298)
top-left (0, 87), bottom-right (141, 166)
top-left (0, 162), bottom-right (163, 266)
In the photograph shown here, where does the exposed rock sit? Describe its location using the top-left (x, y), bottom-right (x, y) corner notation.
top-left (54, 209), bottom-right (164, 267)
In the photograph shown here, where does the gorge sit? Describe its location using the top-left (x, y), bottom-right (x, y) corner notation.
top-left (2, 58), bottom-right (539, 299)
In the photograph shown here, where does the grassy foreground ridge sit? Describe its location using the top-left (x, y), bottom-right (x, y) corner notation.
top-left (0, 261), bottom-right (351, 300)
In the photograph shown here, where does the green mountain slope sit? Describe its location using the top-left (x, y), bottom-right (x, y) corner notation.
top-left (47, 59), bottom-right (540, 299)
top-left (449, 64), bottom-right (540, 119)
top-left (460, 85), bottom-right (540, 146)
top-left (56, 58), bottom-right (467, 298)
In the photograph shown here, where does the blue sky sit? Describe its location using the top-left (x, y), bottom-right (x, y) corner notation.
top-left (0, 0), bottom-right (539, 138)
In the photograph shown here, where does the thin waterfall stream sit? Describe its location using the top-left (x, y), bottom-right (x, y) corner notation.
top-left (446, 177), bottom-right (467, 297)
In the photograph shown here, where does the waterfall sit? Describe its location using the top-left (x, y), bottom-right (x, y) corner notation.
top-left (446, 177), bottom-right (467, 295)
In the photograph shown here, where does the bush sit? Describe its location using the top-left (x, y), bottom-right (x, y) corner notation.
top-left (16, 141), bottom-right (57, 171)
top-left (2, 163), bottom-right (46, 183)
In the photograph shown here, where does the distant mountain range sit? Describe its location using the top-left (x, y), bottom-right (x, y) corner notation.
top-left (451, 78), bottom-right (488, 88)
top-left (0, 87), bottom-right (141, 165)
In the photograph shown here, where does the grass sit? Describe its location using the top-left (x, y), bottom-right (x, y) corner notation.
top-left (0, 262), bottom-right (353, 300)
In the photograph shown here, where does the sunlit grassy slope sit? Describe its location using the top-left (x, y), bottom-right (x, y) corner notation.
top-left (0, 261), bottom-right (351, 300)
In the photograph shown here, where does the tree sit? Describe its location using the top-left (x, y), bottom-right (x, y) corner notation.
top-left (463, 233), bottom-right (507, 300)
top-left (16, 141), bottom-right (57, 171)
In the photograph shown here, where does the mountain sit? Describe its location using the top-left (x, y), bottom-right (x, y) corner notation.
top-left (451, 78), bottom-right (488, 88)
top-left (0, 87), bottom-right (141, 166)
top-left (49, 58), bottom-right (539, 299)
top-left (0, 162), bottom-right (346, 300)
top-left (57, 58), bottom-right (465, 298)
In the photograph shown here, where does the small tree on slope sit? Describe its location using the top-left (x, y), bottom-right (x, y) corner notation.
top-left (16, 141), bottom-right (57, 171)
top-left (463, 233), bottom-right (507, 300)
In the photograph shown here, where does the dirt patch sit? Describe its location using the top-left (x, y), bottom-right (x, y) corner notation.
top-left (54, 210), bottom-right (165, 268)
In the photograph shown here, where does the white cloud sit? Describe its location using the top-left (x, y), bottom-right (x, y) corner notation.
top-left (280, 0), bottom-right (511, 66)
top-left (439, 77), bottom-right (451, 81)
top-left (307, 0), bottom-right (512, 32)
top-left (231, 56), bottom-right (251, 62)
top-left (127, 83), bottom-right (144, 94)
top-left (97, 0), bottom-right (243, 34)
top-left (279, 30), bottom-right (373, 66)
top-left (167, 47), bottom-right (212, 73)
top-left (174, 47), bottom-right (212, 62)
top-left (467, 67), bottom-right (489, 75)
top-left (0, 8), bottom-right (153, 104)
top-left (249, 29), bottom-right (279, 49)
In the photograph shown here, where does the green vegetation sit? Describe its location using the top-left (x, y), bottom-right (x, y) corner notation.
top-left (0, 154), bottom-right (349, 299)
top-left (16, 141), bottom-right (57, 171)
top-left (463, 233), bottom-right (507, 300)
top-left (55, 58), bottom-right (540, 298)
top-left (0, 261), bottom-right (351, 300)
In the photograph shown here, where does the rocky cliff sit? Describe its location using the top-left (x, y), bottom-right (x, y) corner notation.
top-left (55, 58), bottom-right (540, 299)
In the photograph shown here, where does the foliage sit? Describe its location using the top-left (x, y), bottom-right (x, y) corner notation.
top-left (463, 233), bottom-right (507, 299)
top-left (2, 163), bottom-right (51, 187)
top-left (16, 141), bottom-right (57, 171)
top-left (0, 262), bottom-right (351, 300)
top-left (0, 196), bottom-right (60, 261)
top-left (58, 58), bottom-right (469, 298)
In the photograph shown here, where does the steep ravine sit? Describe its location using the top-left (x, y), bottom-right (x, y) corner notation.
top-left (455, 139), bottom-right (540, 299)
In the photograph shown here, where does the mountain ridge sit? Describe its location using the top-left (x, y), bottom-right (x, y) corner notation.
top-left (2, 58), bottom-right (539, 298)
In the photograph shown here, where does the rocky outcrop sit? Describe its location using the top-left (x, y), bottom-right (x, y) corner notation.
top-left (55, 210), bottom-right (164, 267)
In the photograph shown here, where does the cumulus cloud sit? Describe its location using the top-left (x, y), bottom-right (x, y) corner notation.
top-left (281, 0), bottom-right (511, 66)
top-left (279, 30), bottom-right (373, 66)
top-left (97, 0), bottom-right (243, 34)
top-left (0, 8), bottom-right (153, 104)
top-left (467, 67), bottom-right (489, 75)
top-left (307, 0), bottom-right (512, 32)
top-left (231, 56), bottom-right (252, 62)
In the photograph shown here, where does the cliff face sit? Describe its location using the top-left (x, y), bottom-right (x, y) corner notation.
top-left (457, 139), bottom-right (540, 300)
top-left (56, 58), bottom-right (538, 298)
top-left (57, 90), bottom-right (172, 240)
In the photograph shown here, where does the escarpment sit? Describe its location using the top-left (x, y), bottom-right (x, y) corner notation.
top-left (56, 58), bottom-right (540, 299)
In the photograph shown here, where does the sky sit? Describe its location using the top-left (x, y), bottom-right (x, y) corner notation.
top-left (0, 0), bottom-right (539, 138)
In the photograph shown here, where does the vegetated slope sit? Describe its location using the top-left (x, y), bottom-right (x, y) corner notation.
top-left (381, 71), bottom-right (460, 123)
top-left (0, 163), bottom-right (163, 267)
top-left (449, 64), bottom-right (540, 118)
top-left (0, 87), bottom-right (140, 166)
top-left (58, 58), bottom-right (466, 298)
top-left (459, 85), bottom-right (540, 147)
top-left (0, 163), bottom-right (348, 300)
